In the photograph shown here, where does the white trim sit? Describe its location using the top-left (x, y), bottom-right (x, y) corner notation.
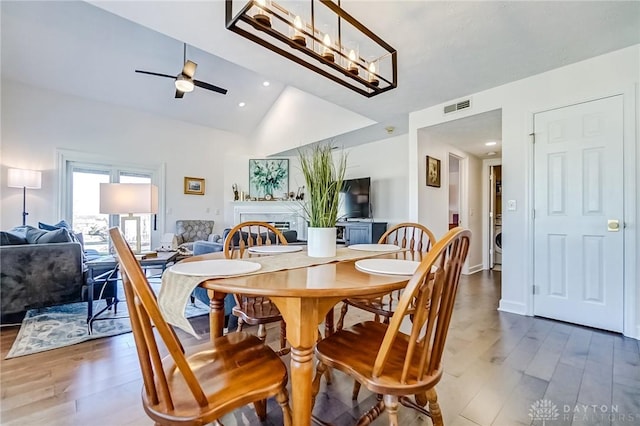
top-left (55, 149), bottom-right (166, 248)
top-left (465, 263), bottom-right (484, 275)
top-left (482, 157), bottom-right (502, 271)
top-left (498, 299), bottom-right (527, 315)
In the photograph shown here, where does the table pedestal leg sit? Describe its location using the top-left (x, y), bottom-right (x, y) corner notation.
top-left (208, 290), bottom-right (226, 339)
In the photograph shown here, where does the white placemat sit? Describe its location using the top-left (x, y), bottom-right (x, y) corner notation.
top-left (170, 259), bottom-right (262, 276)
top-left (355, 259), bottom-right (420, 276)
top-left (247, 245), bottom-right (303, 254)
top-left (348, 244), bottom-right (401, 252)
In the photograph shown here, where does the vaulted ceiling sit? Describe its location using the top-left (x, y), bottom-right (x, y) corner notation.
top-left (2, 1), bottom-right (639, 150)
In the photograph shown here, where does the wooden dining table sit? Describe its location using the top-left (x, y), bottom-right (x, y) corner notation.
top-left (174, 249), bottom-right (420, 426)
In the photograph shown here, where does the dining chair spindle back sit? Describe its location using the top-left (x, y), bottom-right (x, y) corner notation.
top-left (109, 227), bottom-right (292, 426)
top-left (312, 227), bottom-right (471, 426)
top-left (224, 221), bottom-right (289, 354)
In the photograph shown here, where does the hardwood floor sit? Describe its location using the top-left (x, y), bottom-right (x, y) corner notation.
top-left (1, 270), bottom-right (638, 425)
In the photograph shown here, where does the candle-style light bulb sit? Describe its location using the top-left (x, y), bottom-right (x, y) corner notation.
top-left (291, 15), bottom-right (306, 46)
top-left (368, 61), bottom-right (379, 86)
top-left (254, 0), bottom-right (271, 27)
top-left (347, 49), bottom-right (358, 75)
top-left (321, 33), bottom-right (334, 62)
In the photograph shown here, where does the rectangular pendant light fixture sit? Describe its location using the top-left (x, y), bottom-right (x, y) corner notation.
top-left (226, 0), bottom-right (397, 97)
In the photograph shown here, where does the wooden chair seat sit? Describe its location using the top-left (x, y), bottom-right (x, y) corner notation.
top-left (315, 321), bottom-right (441, 396)
top-left (149, 333), bottom-right (288, 422)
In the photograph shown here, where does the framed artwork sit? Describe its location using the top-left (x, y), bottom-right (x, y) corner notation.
top-left (249, 159), bottom-right (289, 200)
top-left (184, 177), bottom-right (205, 195)
top-left (426, 156), bottom-right (441, 188)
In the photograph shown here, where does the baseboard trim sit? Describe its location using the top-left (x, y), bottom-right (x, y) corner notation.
top-left (466, 263), bottom-right (484, 275)
top-left (498, 299), bottom-right (527, 315)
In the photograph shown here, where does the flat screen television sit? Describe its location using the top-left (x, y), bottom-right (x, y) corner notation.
top-left (338, 177), bottom-right (371, 220)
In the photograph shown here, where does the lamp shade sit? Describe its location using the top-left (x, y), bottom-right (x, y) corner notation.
top-left (7, 168), bottom-right (42, 189)
top-left (100, 183), bottom-right (159, 214)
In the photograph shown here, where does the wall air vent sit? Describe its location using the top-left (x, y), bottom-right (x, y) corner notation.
top-left (444, 99), bottom-right (471, 114)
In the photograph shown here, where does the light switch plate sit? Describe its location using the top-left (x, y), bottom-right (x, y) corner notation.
top-left (507, 200), bottom-right (517, 211)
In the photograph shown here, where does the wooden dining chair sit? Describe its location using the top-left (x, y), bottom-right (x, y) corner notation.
top-left (224, 221), bottom-right (289, 355)
top-left (336, 222), bottom-right (437, 330)
top-left (108, 227), bottom-right (292, 426)
top-left (311, 227), bottom-right (471, 426)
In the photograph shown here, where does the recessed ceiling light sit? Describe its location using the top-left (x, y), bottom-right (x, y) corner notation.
top-left (487, 151), bottom-right (496, 156)
top-left (485, 141), bottom-right (497, 146)
top-left (238, 102), bottom-right (246, 107)
top-left (263, 81), bottom-right (270, 87)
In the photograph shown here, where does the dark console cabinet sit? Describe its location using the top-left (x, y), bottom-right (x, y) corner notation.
top-left (336, 222), bottom-right (387, 246)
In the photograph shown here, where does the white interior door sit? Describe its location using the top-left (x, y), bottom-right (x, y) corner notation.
top-left (533, 95), bottom-right (624, 332)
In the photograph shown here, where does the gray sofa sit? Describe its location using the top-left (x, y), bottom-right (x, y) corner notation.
top-left (0, 225), bottom-right (113, 323)
top-left (1, 241), bottom-right (85, 320)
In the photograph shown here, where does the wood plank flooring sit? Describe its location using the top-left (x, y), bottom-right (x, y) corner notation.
top-left (1, 270), bottom-right (638, 425)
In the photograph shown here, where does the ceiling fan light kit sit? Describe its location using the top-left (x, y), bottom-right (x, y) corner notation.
top-left (135, 43), bottom-right (228, 98)
top-left (225, 0), bottom-right (397, 97)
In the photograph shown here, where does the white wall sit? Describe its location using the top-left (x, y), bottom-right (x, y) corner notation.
top-left (0, 80), bottom-right (249, 240)
top-left (409, 45), bottom-right (639, 338)
top-left (251, 86), bottom-right (376, 156)
top-left (415, 137), bottom-right (483, 272)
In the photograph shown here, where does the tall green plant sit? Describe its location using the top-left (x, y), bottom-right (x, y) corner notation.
top-left (298, 144), bottom-right (347, 228)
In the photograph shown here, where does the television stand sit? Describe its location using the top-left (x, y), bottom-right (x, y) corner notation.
top-left (336, 221), bottom-right (387, 246)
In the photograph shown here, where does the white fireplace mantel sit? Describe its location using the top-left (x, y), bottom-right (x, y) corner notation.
top-left (232, 201), bottom-right (307, 240)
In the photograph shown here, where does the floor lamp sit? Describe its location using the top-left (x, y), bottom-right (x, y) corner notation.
top-left (7, 168), bottom-right (42, 226)
top-left (99, 183), bottom-right (159, 253)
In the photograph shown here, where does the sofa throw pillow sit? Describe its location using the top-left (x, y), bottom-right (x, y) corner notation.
top-left (38, 220), bottom-right (71, 231)
top-left (0, 231), bottom-right (28, 246)
top-left (25, 227), bottom-right (74, 244)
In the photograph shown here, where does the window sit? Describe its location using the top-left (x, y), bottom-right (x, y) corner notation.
top-left (58, 151), bottom-right (163, 254)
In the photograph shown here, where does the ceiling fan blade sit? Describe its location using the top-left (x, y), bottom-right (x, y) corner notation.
top-left (194, 80), bottom-right (228, 95)
top-left (175, 89), bottom-right (185, 99)
top-left (135, 70), bottom-right (175, 79)
top-left (182, 60), bottom-right (197, 79)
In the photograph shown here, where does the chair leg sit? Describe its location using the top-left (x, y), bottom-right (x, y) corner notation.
top-left (253, 399), bottom-right (267, 421)
top-left (427, 388), bottom-right (444, 426)
top-left (277, 321), bottom-right (291, 356)
top-left (352, 380), bottom-right (362, 400)
top-left (356, 397), bottom-right (385, 426)
top-left (237, 317), bottom-right (244, 332)
top-left (257, 324), bottom-right (267, 341)
top-left (276, 388), bottom-right (292, 426)
top-left (311, 361), bottom-right (327, 409)
top-left (336, 302), bottom-right (348, 331)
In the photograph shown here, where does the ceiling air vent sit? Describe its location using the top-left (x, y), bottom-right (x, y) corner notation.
top-left (444, 99), bottom-right (471, 114)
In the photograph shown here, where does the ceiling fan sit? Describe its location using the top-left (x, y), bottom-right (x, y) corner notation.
top-left (135, 43), bottom-right (228, 98)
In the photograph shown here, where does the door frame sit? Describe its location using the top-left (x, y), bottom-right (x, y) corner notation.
top-left (526, 87), bottom-right (638, 338)
top-left (482, 158), bottom-right (502, 270)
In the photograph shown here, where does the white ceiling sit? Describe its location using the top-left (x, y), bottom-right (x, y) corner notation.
top-left (2, 1), bottom-right (639, 150)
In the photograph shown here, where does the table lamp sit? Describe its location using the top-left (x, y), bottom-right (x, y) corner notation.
top-left (99, 183), bottom-right (159, 253)
top-left (7, 168), bottom-right (42, 226)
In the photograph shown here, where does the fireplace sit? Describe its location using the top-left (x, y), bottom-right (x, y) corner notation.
top-left (233, 201), bottom-right (307, 241)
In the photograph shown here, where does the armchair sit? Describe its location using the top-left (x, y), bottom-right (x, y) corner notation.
top-left (174, 220), bottom-right (216, 254)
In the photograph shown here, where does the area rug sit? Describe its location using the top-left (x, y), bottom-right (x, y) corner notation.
top-left (5, 284), bottom-right (209, 359)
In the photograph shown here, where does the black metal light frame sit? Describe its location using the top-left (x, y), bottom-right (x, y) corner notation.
top-left (225, 0), bottom-right (397, 97)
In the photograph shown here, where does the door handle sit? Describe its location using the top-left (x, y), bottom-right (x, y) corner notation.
top-left (607, 219), bottom-right (620, 232)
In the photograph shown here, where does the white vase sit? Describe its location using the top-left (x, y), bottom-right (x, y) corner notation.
top-left (307, 227), bottom-right (337, 257)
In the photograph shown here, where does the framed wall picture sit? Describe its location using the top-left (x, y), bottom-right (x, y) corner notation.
top-left (426, 156), bottom-right (441, 188)
top-left (249, 159), bottom-right (289, 200)
top-left (184, 177), bottom-right (205, 195)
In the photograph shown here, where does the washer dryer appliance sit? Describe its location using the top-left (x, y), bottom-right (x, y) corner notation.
top-left (494, 215), bottom-right (502, 265)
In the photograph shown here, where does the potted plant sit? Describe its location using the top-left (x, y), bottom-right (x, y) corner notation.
top-left (298, 144), bottom-right (347, 257)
